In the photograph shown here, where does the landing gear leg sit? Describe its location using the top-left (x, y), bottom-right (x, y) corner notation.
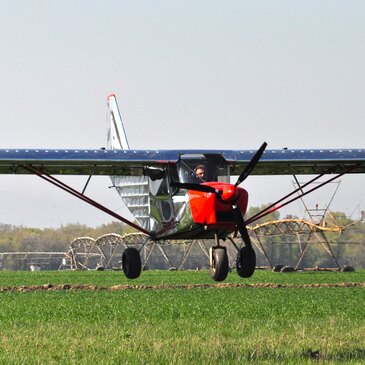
top-left (122, 247), bottom-right (142, 279)
top-left (210, 234), bottom-right (229, 282)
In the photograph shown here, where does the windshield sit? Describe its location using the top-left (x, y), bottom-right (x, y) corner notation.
top-left (176, 158), bottom-right (229, 184)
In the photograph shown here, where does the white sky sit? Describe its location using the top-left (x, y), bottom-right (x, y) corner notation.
top-left (0, 1), bottom-right (364, 228)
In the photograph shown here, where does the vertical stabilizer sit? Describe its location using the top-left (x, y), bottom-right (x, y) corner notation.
top-left (107, 94), bottom-right (130, 150)
top-left (106, 94), bottom-right (151, 231)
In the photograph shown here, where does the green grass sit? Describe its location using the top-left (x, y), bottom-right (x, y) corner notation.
top-left (0, 268), bottom-right (364, 287)
top-left (0, 270), bottom-right (364, 364)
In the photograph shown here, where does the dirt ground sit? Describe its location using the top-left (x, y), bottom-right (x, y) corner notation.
top-left (1, 282), bottom-right (364, 292)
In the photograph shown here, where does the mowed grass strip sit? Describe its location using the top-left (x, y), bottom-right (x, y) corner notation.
top-left (0, 270), bottom-right (363, 364)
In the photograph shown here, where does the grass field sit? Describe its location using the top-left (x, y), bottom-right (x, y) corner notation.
top-left (0, 270), bottom-right (364, 364)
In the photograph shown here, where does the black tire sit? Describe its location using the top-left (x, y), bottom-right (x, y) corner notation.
top-left (122, 247), bottom-right (142, 279)
top-left (236, 246), bottom-right (256, 278)
top-left (210, 248), bottom-right (229, 282)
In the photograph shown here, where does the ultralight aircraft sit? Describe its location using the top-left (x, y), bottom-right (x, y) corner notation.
top-left (0, 94), bottom-right (364, 281)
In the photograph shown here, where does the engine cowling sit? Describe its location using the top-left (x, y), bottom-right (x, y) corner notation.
top-left (188, 182), bottom-right (248, 226)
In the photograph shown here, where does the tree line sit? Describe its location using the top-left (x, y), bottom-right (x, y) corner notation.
top-left (0, 206), bottom-right (364, 270)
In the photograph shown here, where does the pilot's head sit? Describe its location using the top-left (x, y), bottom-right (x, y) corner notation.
top-left (194, 165), bottom-right (206, 180)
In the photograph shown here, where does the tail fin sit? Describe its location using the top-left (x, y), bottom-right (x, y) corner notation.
top-left (107, 94), bottom-right (130, 150)
top-left (106, 94), bottom-right (150, 230)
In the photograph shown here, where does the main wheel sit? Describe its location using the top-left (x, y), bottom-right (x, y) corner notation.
top-left (210, 248), bottom-right (229, 282)
top-left (236, 246), bottom-right (256, 278)
top-left (122, 247), bottom-right (142, 279)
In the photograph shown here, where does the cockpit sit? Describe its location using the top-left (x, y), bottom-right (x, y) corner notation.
top-left (176, 154), bottom-right (230, 184)
top-left (143, 154), bottom-right (230, 199)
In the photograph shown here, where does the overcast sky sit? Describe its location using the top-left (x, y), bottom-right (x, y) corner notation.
top-left (0, 1), bottom-right (364, 228)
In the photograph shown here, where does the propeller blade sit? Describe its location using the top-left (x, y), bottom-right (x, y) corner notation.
top-left (232, 205), bottom-right (253, 250)
top-left (170, 182), bottom-right (220, 194)
top-left (235, 142), bottom-right (267, 187)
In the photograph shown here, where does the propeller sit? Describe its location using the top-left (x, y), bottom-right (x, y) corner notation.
top-left (234, 142), bottom-right (267, 187)
top-left (232, 204), bottom-right (252, 249)
top-left (170, 182), bottom-right (220, 194)
top-left (232, 142), bottom-right (267, 248)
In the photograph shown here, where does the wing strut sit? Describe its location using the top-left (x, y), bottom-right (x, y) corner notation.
top-left (22, 165), bottom-right (151, 235)
top-left (81, 171), bottom-right (94, 195)
top-left (245, 167), bottom-right (352, 225)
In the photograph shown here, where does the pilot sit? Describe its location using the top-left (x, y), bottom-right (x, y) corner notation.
top-left (194, 165), bottom-right (207, 182)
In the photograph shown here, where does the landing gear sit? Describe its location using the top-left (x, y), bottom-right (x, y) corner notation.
top-left (210, 247), bottom-right (229, 282)
top-left (210, 233), bottom-right (229, 282)
top-left (122, 247), bottom-right (142, 279)
top-left (236, 246), bottom-right (256, 278)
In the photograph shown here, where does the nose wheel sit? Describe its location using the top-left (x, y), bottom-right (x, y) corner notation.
top-left (210, 233), bottom-right (229, 281)
top-left (210, 247), bottom-right (229, 281)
